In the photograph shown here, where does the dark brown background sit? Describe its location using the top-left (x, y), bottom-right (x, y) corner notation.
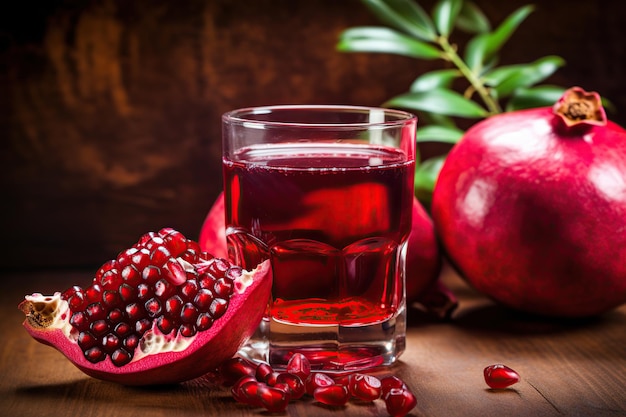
top-left (2, 0), bottom-right (626, 271)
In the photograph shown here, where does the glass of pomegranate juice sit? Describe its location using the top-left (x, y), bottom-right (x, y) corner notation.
top-left (222, 105), bottom-right (416, 372)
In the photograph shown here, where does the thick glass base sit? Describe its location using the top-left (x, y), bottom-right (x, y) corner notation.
top-left (238, 305), bottom-right (406, 372)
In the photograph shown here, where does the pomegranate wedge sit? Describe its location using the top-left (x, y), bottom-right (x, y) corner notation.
top-left (19, 228), bottom-right (272, 386)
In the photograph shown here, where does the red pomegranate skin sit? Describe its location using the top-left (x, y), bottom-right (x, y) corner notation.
top-left (200, 193), bottom-right (442, 305)
top-left (432, 103), bottom-right (626, 317)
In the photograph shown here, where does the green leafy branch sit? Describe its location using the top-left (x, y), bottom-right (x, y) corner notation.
top-left (337, 0), bottom-right (566, 204)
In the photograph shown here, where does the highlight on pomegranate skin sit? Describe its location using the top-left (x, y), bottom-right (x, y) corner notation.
top-left (19, 228), bottom-right (272, 386)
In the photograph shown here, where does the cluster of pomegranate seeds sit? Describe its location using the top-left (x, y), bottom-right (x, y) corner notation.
top-left (218, 354), bottom-right (417, 416)
top-left (483, 364), bottom-right (521, 389)
top-left (60, 228), bottom-right (241, 367)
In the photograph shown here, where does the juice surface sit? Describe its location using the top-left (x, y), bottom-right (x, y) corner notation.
top-left (224, 143), bottom-right (414, 325)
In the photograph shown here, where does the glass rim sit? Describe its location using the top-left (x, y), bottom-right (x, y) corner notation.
top-left (222, 104), bottom-right (417, 129)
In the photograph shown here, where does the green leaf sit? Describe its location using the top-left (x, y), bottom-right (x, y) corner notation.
top-left (432, 0), bottom-right (463, 37)
top-left (337, 26), bottom-right (441, 59)
top-left (338, 27), bottom-right (441, 59)
top-left (464, 5), bottom-right (534, 72)
top-left (385, 88), bottom-right (489, 118)
top-left (456, 1), bottom-right (491, 33)
top-left (416, 125), bottom-right (464, 143)
top-left (484, 55), bottom-right (566, 97)
top-left (410, 69), bottom-right (460, 92)
top-left (360, 0), bottom-right (437, 41)
top-left (415, 155), bottom-right (447, 205)
top-left (505, 85), bottom-right (567, 111)
top-left (420, 111), bottom-right (458, 128)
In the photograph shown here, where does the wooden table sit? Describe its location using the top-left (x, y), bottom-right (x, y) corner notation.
top-left (2, 265), bottom-right (625, 417)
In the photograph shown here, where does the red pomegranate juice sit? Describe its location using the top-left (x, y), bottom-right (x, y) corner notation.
top-left (224, 142), bottom-right (414, 370)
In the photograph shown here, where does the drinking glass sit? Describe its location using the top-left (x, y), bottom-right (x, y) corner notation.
top-left (222, 105), bottom-right (416, 371)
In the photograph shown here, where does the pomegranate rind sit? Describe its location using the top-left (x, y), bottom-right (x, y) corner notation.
top-left (432, 89), bottom-right (626, 317)
top-left (20, 260), bottom-right (272, 385)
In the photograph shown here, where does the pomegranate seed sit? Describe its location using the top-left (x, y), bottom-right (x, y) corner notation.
top-left (135, 318), bottom-right (151, 334)
top-left (209, 298), bottom-right (228, 318)
top-left (383, 387), bottom-right (417, 417)
top-left (179, 323), bottom-right (197, 337)
top-left (77, 331), bottom-right (97, 349)
top-left (85, 285), bottom-right (102, 304)
top-left (198, 275), bottom-right (216, 290)
top-left (111, 348), bottom-right (132, 366)
top-left (165, 295), bottom-right (183, 315)
top-left (114, 322), bottom-right (132, 337)
top-left (95, 260), bottom-right (118, 282)
top-left (159, 228), bottom-right (187, 255)
top-left (219, 357), bottom-right (257, 386)
top-left (232, 376), bottom-right (262, 406)
top-left (195, 313), bottom-right (213, 331)
top-left (137, 232), bottom-right (157, 247)
top-left (101, 333), bottom-right (120, 352)
top-left (225, 267), bottom-right (242, 281)
top-left (276, 372), bottom-right (306, 399)
top-left (137, 283), bottom-right (151, 301)
top-left (142, 265), bottom-right (161, 283)
top-left (118, 283), bottom-right (137, 302)
top-left (125, 302), bottom-right (144, 321)
top-left (132, 248), bottom-right (151, 270)
top-left (144, 298), bottom-right (162, 317)
top-left (90, 319), bottom-right (109, 336)
top-left (180, 303), bottom-right (199, 323)
top-left (150, 246), bottom-right (171, 267)
top-left (100, 269), bottom-right (122, 289)
top-left (255, 363), bottom-right (274, 383)
top-left (349, 373), bottom-right (382, 401)
top-left (165, 257), bottom-right (187, 285)
top-left (305, 372), bottom-right (335, 396)
top-left (84, 346), bottom-right (106, 363)
top-left (286, 352), bottom-right (311, 381)
top-left (108, 308), bottom-right (124, 323)
top-left (381, 375), bottom-right (408, 396)
top-left (102, 290), bottom-right (121, 307)
top-left (193, 289), bottom-right (214, 310)
top-left (156, 315), bottom-right (176, 334)
top-left (121, 265), bottom-right (141, 286)
top-left (257, 384), bottom-right (290, 412)
top-left (116, 248), bottom-right (137, 269)
top-left (180, 280), bottom-right (199, 301)
top-left (124, 334), bottom-right (139, 350)
top-left (483, 364), bottom-right (520, 389)
top-left (68, 291), bottom-right (86, 310)
top-left (154, 279), bottom-right (174, 298)
top-left (70, 311), bottom-right (89, 330)
top-left (213, 278), bottom-right (234, 297)
top-left (314, 384), bottom-right (350, 406)
top-left (85, 303), bottom-right (106, 320)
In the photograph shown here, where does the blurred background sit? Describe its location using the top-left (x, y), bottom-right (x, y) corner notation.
top-left (2, 0), bottom-right (625, 271)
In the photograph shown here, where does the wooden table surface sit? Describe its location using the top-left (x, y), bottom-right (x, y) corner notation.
top-left (2, 265), bottom-right (625, 417)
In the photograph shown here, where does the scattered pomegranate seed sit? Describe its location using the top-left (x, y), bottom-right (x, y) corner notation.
top-left (221, 353), bottom-right (417, 416)
top-left (349, 373), bottom-right (382, 401)
top-left (483, 364), bottom-right (521, 389)
top-left (314, 384), bottom-right (350, 406)
top-left (383, 387), bottom-right (417, 417)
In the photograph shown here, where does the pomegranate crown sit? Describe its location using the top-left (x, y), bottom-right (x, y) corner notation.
top-left (553, 86), bottom-right (607, 129)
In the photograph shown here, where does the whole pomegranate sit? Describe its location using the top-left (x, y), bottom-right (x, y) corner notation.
top-left (432, 87), bottom-right (626, 317)
top-left (19, 228), bottom-right (272, 385)
top-left (200, 193), bottom-right (453, 316)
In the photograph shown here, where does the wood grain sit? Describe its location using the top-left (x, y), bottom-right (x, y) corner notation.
top-left (2, 265), bottom-right (625, 417)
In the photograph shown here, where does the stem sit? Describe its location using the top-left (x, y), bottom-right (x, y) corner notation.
top-left (437, 37), bottom-right (502, 115)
